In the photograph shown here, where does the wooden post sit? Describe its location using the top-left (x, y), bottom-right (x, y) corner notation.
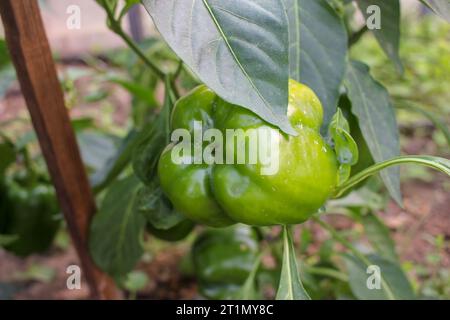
top-left (0, 0), bottom-right (120, 299)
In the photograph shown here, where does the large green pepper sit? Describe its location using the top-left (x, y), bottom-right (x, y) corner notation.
top-left (158, 80), bottom-right (338, 227)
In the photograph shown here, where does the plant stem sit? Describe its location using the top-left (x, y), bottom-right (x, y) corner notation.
top-left (333, 155), bottom-right (450, 198)
top-left (101, 0), bottom-right (165, 79)
top-left (169, 60), bottom-right (183, 99)
top-left (173, 60), bottom-right (184, 79)
top-left (117, 28), bottom-right (165, 79)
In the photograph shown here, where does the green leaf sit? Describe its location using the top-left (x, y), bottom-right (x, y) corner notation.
top-left (96, 0), bottom-right (119, 13)
top-left (110, 78), bottom-right (158, 106)
top-left (343, 253), bottom-right (415, 300)
top-left (329, 108), bottom-right (359, 185)
top-left (334, 155), bottom-right (450, 198)
top-left (284, 0), bottom-right (347, 130)
top-left (276, 226), bottom-right (311, 300)
top-left (132, 124), bottom-right (164, 185)
top-left (344, 60), bottom-right (401, 205)
top-left (125, 0), bottom-right (140, 6)
top-left (397, 102), bottom-right (450, 148)
top-left (16, 264), bottom-right (56, 283)
top-left (314, 217), bottom-right (413, 300)
top-left (0, 142), bottom-right (15, 175)
top-left (355, 0), bottom-right (403, 73)
top-left (142, 0), bottom-right (294, 135)
top-left (0, 234), bottom-right (18, 246)
top-left (420, 0), bottom-right (450, 22)
top-left (89, 175), bottom-right (145, 277)
top-left (71, 117), bottom-right (95, 132)
top-left (0, 39), bottom-right (11, 69)
top-left (119, 0), bottom-right (141, 21)
top-left (137, 184), bottom-right (185, 230)
top-left (360, 211), bottom-right (398, 263)
top-left (132, 79), bottom-right (173, 185)
top-left (304, 266), bottom-right (349, 282)
top-left (90, 130), bottom-right (139, 194)
top-left (235, 254), bottom-right (262, 300)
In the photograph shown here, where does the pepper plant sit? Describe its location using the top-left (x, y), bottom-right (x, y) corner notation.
top-left (84, 0), bottom-right (450, 299)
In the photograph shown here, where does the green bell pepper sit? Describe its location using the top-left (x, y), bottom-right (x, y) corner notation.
top-left (192, 224), bottom-right (259, 299)
top-left (158, 79), bottom-right (338, 227)
top-left (0, 177), bottom-right (60, 256)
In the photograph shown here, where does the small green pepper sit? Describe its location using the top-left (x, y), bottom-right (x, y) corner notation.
top-left (0, 177), bottom-right (60, 256)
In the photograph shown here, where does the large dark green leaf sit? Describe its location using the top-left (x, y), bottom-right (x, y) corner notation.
top-left (276, 226), bottom-right (310, 300)
top-left (420, 0), bottom-right (450, 22)
top-left (343, 253), bottom-right (415, 300)
top-left (344, 60), bottom-right (401, 205)
top-left (89, 175), bottom-right (145, 277)
top-left (355, 0), bottom-right (403, 73)
top-left (284, 0), bottom-right (347, 130)
top-left (142, 0), bottom-right (294, 134)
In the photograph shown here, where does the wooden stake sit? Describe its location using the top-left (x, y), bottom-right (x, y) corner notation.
top-left (0, 0), bottom-right (121, 299)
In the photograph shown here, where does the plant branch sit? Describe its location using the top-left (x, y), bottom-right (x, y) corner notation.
top-left (101, 0), bottom-right (165, 79)
top-left (333, 155), bottom-right (450, 198)
top-left (169, 60), bottom-right (183, 100)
